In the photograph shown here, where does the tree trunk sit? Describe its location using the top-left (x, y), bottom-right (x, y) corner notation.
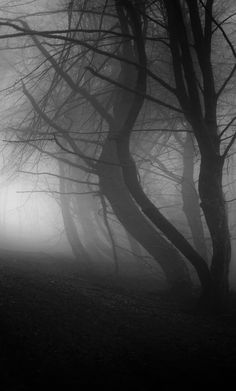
top-left (198, 154), bottom-right (231, 311)
top-left (116, 134), bottom-right (210, 297)
top-left (98, 138), bottom-right (192, 297)
top-left (59, 162), bottom-right (91, 266)
top-left (126, 231), bottom-right (144, 261)
top-left (182, 133), bottom-right (208, 260)
top-left (163, 0), bottom-right (232, 312)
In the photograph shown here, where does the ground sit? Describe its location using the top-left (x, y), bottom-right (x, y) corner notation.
top-left (0, 254), bottom-right (236, 390)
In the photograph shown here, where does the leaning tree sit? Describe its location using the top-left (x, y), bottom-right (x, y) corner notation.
top-left (1, 0), bottom-right (236, 311)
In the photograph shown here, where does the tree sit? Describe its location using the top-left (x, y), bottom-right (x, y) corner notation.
top-left (1, 0), bottom-right (236, 311)
top-left (2, 0), bottom-right (193, 294)
top-left (160, 0), bottom-right (235, 310)
top-left (58, 158), bottom-right (91, 266)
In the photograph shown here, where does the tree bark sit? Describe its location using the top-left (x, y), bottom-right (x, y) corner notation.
top-left (198, 153), bottom-right (231, 310)
top-left (116, 134), bottom-right (210, 296)
top-left (181, 133), bottom-right (208, 260)
top-left (59, 161), bottom-right (91, 266)
top-left (126, 230), bottom-right (144, 261)
top-left (98, 138), bottom-right (192, 296)
top-left (164, 0), bottom-right (232, 311)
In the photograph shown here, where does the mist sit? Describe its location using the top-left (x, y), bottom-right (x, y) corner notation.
top-left (0, 1), bottom-right (236, 389)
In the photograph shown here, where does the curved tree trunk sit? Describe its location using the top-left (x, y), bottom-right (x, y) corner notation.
top-left (116, 135), bottom-right (210, 297)
top-left (98, 138), bottom-right (192, 296)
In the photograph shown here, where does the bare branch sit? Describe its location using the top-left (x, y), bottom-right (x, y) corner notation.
top-left (18, 170), bottom-right (98, 186)
top-left (86, 66), bottom-right (183, 113)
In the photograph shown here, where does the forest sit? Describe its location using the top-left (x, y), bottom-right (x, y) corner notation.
top-left (0, 0), bottom-right (236, 389)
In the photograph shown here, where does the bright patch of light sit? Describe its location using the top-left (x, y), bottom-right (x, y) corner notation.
top-left (0, 179), bottom-right (67, 253)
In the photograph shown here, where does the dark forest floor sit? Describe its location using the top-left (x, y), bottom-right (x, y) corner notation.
top-left (1, 255), bottom-right (236, 390)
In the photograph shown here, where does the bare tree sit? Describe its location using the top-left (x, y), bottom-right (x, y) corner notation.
top-left (1, 1), bottom-right (236, 311)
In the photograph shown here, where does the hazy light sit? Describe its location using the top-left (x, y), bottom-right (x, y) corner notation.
top-left (0, 177), bottom-right (69, 253)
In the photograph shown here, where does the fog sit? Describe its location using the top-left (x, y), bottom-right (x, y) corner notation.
top-left (1, 1), bottom-right (236, 389)
top-left (0, 178), bottom-right (67, 251)
top-left (0, 0), bottom-right (235, 303)
top-left (0, 0), bottom-right (234, 292)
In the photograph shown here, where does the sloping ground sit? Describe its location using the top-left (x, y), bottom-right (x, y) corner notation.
top-left (0, 256), bottom-right (236, 390)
